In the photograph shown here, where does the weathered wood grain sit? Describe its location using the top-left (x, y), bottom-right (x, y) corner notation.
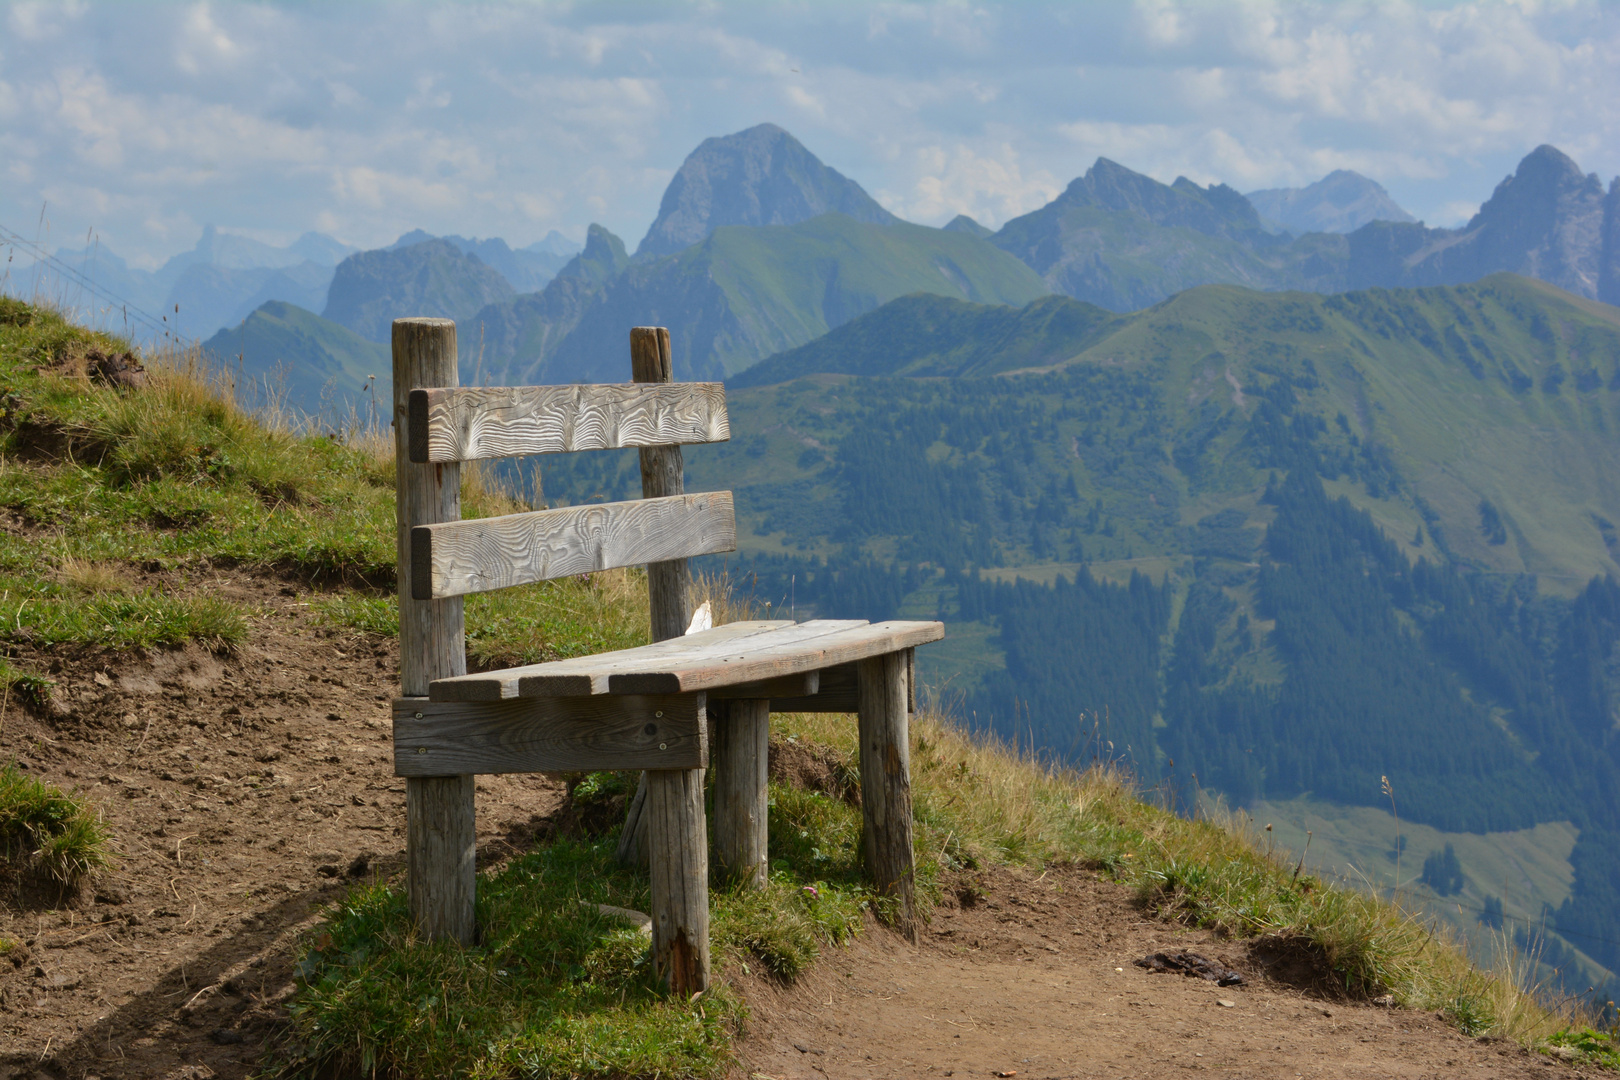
top-left (393, 316), bottom-right (476, 946)
top-left (621, 327), bottom-right (691, 872)
top-left (858, 648), bottom-right (916, 941)
top-left (767, 662), bottom-right (856, 713)
top-left (709, 671), bottom-right (818, 700)
top-left (392, 693), bottom-right (706, 776)
top-left (407, 382), bottom-right (730, 463)
top-left (632, 327), bottom-right (691, 644)
top-left (712, 698), bottom-right (770, 888)
top-left (608, 620), bottom-right (945, 695)
top-left (411, 491), bottom-right (736, 600)
top-left (517, 620), bottom-right (869, 697)
top-left (430, 620), bottom-right (791, 702)
top-left (647, 767), bottom-right (710, 994)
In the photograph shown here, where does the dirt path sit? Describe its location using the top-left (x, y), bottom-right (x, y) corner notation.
top-left (0, 569), bottom-right (563, 1080)
top-left (734, 865), bottom-right (1581, 1080)
top-left (0, 568), bottom-right (1591, 1079)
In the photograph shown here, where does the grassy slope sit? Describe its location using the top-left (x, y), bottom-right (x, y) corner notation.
top-left (713, 273), bottom-right (1620, 587)
top-left (201, 299), bottom-right (388, 420)
top-left (670, 275), bottom-right (1620, 994)
top-left (5, 296), bottom-right (1614, 1075)
top-left (535, 214), bottom-right (1051, 383)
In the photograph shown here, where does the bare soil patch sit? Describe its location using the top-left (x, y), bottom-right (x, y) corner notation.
top-left (0, 568), bottom-right (563, 1080)
top-left (733, 864), bottom-right (1586, 1080)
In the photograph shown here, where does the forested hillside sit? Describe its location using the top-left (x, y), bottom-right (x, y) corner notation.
top-left (533, 272), bottom-right (1620, 983)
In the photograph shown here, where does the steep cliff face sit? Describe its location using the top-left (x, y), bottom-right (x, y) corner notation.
top-left (1348, 146), bottom-right (1615, 299)
top-left (635, 123), bottom-right (897, 258)
top-left (1600, 179), bottom-right (1620, 306)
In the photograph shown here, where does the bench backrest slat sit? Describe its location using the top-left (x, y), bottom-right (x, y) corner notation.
top-left (408, 382), bottom-right (729, 463)
top-left (411, 491), bottom-right (736, 600)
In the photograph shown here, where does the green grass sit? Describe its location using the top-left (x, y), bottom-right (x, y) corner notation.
top-left (0, 298), bottom-right (598, 661)
top-left (0, 762), bottom-right (111, 884)
top-left (279, 790), bottom-right (869, 1080)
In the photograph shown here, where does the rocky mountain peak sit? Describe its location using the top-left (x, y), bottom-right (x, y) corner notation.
top-left (1245, 170), bottom-right (1415, 234)
top-left (557, 224), bottom-right (629, 286)
top-left (635, 123), bottom-right (897, 258)
top-left (1459, 144), bottom-right (1608, 297)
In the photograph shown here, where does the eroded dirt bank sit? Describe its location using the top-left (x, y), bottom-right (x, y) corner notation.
top-left (0, 569), bottom-right (562, 1080)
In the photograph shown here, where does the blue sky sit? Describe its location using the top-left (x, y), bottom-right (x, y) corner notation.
top-left (2, 0), bottom-right (1617, 267)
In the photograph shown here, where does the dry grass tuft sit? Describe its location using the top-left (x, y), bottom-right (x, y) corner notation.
top-left (57, 556), bottom-right (132, 595)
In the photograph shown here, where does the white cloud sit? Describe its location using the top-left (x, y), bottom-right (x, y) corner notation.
top-left (884, 143), bottom-right (1062, 227)
top-left (0, 0), bottom-right (1615, 264)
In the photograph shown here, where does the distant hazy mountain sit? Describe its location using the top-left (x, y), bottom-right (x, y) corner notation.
top-left (635, 123), bottom-right (898, 258)
top-left (158, 224), bottom-right (355, 279)
top-left (991, 146), bottom-right (1620, 309)
top-left (1348, 145), bottom-right (1620, 302)
top-left (481, 213), bottom-right (1048, 384)
top-left (168, 261), bottom-right (334, 343)
top-left (36, 226), bottom-right (355, 341)
top-left (322, 239), bottom-right (515, 343)
top-left (526, 230), bottom-right (582, 258)
top-left (1245, 170), bottom-right (1415, 234)
top-left (202, 300), bottom-right (387, 417)
top-left (942, 214), bottom-right (994, 238)
top-left (460, 224), bottom-right (630, 382)
top-left (387, 230), bottom-right (576, 292)
top-left (990, 157), bottom-right (1347, 311)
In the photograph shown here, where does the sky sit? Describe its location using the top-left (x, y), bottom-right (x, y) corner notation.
top-left (2, 0), bottom-right (1617, 269)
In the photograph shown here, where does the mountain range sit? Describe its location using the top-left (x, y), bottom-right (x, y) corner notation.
top-left (202, 126), bottom-right (1618, 411)
top-left (39, 118), bottom-right (1620, 999)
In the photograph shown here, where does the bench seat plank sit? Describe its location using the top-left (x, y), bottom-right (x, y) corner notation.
top-left (516, 620), bottom-right (870, 697)
top-left (412, 491), bottom-right (735, 599)
top-left (608, 620), bottom-right (944, 695)
top-left (393, 693), bottom-right (706, 776)
top-left (409, 383), bottom-right (729, 463)
top-left (429, 620), bottom-right (792, 702)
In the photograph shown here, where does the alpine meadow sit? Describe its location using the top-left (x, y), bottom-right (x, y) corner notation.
top-left (7, 10), bottom-right (1620, 1073)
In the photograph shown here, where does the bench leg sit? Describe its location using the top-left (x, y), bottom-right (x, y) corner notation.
top-left (646, 768), bottom-right (711, 994)
top-left (712, 699), bottom-right (770, 888)
top-left (857, 649), bottom-right (917, 941)
top-left (407, 774), bottom-right (477, 945)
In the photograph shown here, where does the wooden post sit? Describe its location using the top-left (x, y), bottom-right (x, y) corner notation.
top-left (394, 317), bottom-right (476, 946)
top-left (712, 698), bottom-right (770, 887)
top-left (857, 648), bottom-right (916, 941)
top-left (617, 326), bottom-right (690, 869)
top-left (628, 326), bottom-right (710, 991)
top-left (646, 763), bottom-right (711, 995)
top-left (630, 326), bottom-right (689, 641)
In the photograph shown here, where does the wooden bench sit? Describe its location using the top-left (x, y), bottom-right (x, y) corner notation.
top-left (390, 318), bottom-right (943, 995)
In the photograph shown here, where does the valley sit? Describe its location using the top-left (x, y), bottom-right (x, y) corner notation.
top-left (11, 117), bottom-right (1620, 1017)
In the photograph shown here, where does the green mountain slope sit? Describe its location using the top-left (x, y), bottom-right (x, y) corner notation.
top-left (536, 273), bottom-right (1620, 984)
top-left (730, 272), bottom-right (1620, 584)
top-left (500, 214), bottom-right (1049, 384)
top-left (202, 300), bottom-right (387, 417)
top-left (732, 292), bottom-right (1119, 383)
